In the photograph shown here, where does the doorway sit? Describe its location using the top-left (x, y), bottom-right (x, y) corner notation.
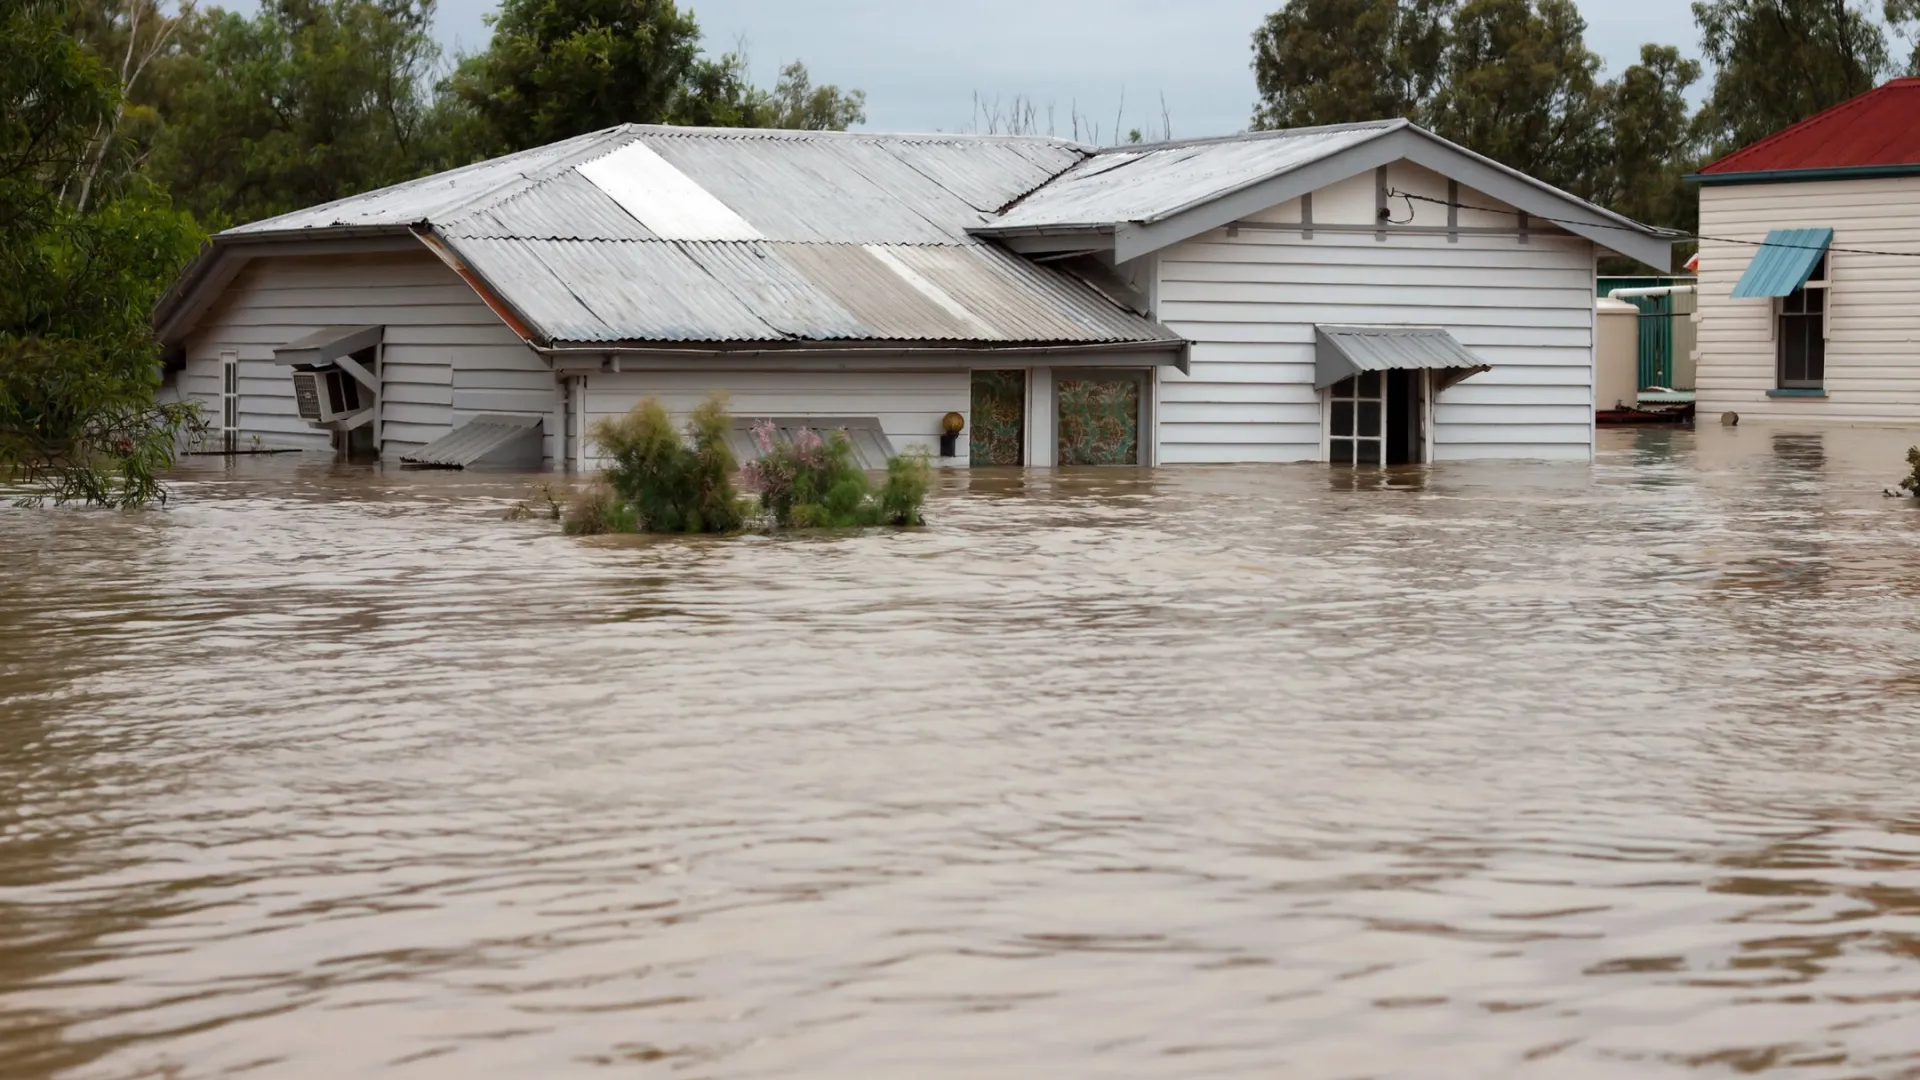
top-left (970, 370), bottom-right (1025, 465)
top-left (1057, 372), bottom-right (1144, 465)
top-left (1328, 370), bottom-right (1426, 466)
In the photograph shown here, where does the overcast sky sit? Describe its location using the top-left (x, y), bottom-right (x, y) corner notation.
top-left (412, 0), bottom-right (1705, 139)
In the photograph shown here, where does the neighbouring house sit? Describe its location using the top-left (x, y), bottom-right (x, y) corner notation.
top-left (153, 119), bottom-right (1671, 470)
top-left (1690, 78), bottom-right (1920, 424)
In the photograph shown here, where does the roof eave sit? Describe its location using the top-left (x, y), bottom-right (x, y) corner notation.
top-left (153, 223), bottom-right (425, 347)
top-left (1687, 163), bottom-right (1920, 186)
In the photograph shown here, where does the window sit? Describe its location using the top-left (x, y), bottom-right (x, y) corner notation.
top-left (1327, 371), bottom-right (1384, 465)
top-left (220, 351), bottom-right (239, 453)
top-left (1777, 255), bottom-right (1827, 390)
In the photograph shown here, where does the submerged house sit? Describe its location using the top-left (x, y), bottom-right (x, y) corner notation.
top-left (154, 120), bottom-right (1671, 469)
top-left (1690, 79), bottom-right (1920, 424)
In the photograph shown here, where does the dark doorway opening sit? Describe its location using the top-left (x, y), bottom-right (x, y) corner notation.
top-left (1386, 369), bottom-right (1422, 465)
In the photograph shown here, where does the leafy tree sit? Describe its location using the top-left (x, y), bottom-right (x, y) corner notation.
top-left (2, 0), bottom-right (203, 506)
top-left (446, 0), bottom-right (867, 157)
top-left (445, 0), bottom-right (703, 157)
top-left (145, 0), bottom-right (445, 227)
top-left (1595, 44), bottom-right (1704, 234)
top-left (63, 0), bottom-right (204, 215)
top-left (1692, 0), bottom-right (1890, 153)
top-left (1426, 0), bottom-right (1608, 198)
top-left (1251, 0), bottom-right (1454, 129)
top-left (672, 54), bottom-right (866, 131)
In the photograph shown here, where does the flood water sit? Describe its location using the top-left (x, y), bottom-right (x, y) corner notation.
top-left (3, 424), bottom-right (1920, 1079)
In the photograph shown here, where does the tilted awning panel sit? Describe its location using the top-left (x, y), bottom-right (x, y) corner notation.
top-left (727, 417), bottom-right (897, 471)
top-left (1314, 325), bottom-right (1491, 391)
top-left (399, 414), bottom-right (543, 469)
top-left (273, 324), bottom-right (385, 366)
top-left (1729, 228), bottom-right (1832, 298)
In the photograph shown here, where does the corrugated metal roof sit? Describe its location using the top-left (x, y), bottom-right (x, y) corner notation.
top-left (226, 129), bottom-right (627, 235)
top-left (442, 170), bottom-right (657, 241)
top-left (1699, 78), bottom-right (1920, 176)
top-left (1313, 325), bottom-right (1491, 389)
top-left (1729, 228), bottom-right (1833, 298)
top-left (212, 124), bottom-right (1181, 348)
top-left (399, 414), bottom-right (543, 468)
top-left (443, 235), bottom-right (1175, 345)
top-left (988, 122), bottom-right (1400, 230)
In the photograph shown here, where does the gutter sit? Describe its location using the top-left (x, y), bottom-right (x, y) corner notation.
top-left (534, 337), bottom-right (1194, 375)
top-left (1687, 163), bottom-right (1920, 186)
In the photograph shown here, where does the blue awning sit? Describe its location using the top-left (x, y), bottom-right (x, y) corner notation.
top-left (1730, 228), bottom-right (1833, 298)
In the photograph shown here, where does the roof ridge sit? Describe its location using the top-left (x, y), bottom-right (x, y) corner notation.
top-left (620, 123), bottom-right (1086, 148)
top-left (1701, 80), bottom-right (1904, 173)
top-left (445, 127), bottom-right (643, 222)
top-left (1087, 118), bottom-right (1409, 155)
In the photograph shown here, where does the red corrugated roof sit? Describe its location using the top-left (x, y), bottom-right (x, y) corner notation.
top-left (1698, 78), bottom-right (1920, 176)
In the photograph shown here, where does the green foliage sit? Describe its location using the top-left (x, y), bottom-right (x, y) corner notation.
top-left (444, 0), bottom-right (865, 158)
top-left (444, 0), bottom-right (702, 158)
top-left (1693, 0), bottom-right (1892, 155)
top-left (1251, 0), bottom-right (1452, 129)
top-left (1424, 0), bottom-right (1606, 199)
top-left (741, 419), bottom-right (929, 529)
top-left (1594, 44), bottom-right (1703, 240)
top-left (146, 0), bottom-right (447, 228)
top-left (584, 394), bottom-right (748, 534)
top-left (561, 480), bottom-right (636, 534)
top-left (1, 0), bottom-right (204, 507)
top-left (1902, 446), bottom-right (1920, 495)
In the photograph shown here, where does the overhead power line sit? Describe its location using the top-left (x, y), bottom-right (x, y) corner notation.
top-left (1384, 189), bottom-right (1920, 259)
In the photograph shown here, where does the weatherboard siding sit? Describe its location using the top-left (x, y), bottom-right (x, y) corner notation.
top-left (1153, 163), bottom-right (1598, 463)
top-left (583, 368), bottom-right (971, 468)
top-left (1695, 177), bottom-right (1920, 424)
top-left (181, 249), bottom-right (563, 462)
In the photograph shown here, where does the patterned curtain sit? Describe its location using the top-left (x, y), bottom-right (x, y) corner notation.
top-left (1056, 377), bottom-right (1140, 466)
top-left (970, 370), bottom-right (1025, 466)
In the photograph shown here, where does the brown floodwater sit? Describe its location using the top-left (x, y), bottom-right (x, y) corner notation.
top-left (3, 425), bottom-right (1920, 1079)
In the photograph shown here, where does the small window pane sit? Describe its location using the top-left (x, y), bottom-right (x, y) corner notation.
top-left (1781, 290), bottom-right (1803, 315)
top-left (1332, 376), bottom-right (1356, 398)
top-left (1356, 438), bottom-right (1382, 465)
top-left (1358, 371), bottom-right (1381, 398)
top-left (1810, 254), bottom-right (1828, 280)
top-left (1359, 401), bottom-right (1382, 436)
top-left (1330, 438), bottom-right (1354, 464)
top-left (1807, 319), bottom-right (1826, 381)
top-left (1332, 401), bottom-right (1354, 436)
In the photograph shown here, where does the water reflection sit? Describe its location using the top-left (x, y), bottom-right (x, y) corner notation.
top-left (2, 424), bottom-right (1919, 1078)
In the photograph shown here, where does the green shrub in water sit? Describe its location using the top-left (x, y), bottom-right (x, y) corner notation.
top-left (566, 394), bottom-right (748, 534)
top-left (741, 418), bottom-right (929, 529)
top-left (1903, 447), bottom-right (1920, 495)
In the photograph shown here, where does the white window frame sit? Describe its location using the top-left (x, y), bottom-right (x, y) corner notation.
top-left (220, 350), bottom-right (239, 454)
top-left (1768, 264), bottom-right (1830, 342)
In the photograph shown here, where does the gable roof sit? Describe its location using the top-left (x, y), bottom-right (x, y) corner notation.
top-left (160, 126), bottom-right (1181, 352)
top-left (157, 118), bottom-right (1676, 347)
top-left (976, 119), bottom-right (1673, 269)
top-left (1695, 78), bottom-right (1920, 183)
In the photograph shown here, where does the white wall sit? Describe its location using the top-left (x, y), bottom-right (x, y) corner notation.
top-left (1151, 161), bottom-right (1598, 463)
top-left (582, 367), bottom-right (970, 468)
top-left (1696, 177), bottom-right (1920, 423)
top-left (182, 248), bottom-right (563, 462)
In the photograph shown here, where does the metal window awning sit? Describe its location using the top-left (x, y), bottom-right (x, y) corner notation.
top-left (272, 324), bottom-right (384, 366)
top-left (727, 417), bottom-right (897, 471)
top-left (1730, 228), bottom-right (1832, 298)
top-left (1314, 325), bottom-right (1492, 391)
top-left (400, 414), bottom-right (543, 469)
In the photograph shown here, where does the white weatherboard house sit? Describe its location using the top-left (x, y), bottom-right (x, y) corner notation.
top-left (154, 120), bottom-right (1671, 469)
top-left (1689, 78), bottom-right (1920, 424)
